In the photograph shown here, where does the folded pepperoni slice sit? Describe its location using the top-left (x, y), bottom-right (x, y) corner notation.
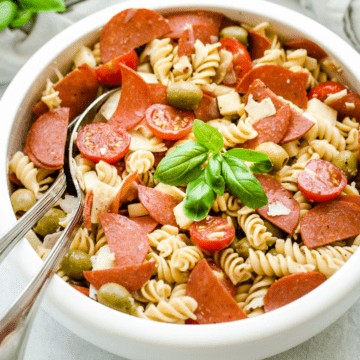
top-left (94, 50), bottom-right (138, 86)
top-left (264, 272), bottom-right (327, 312)
top-left (109, 64), bottom-right (151, 131)
top-left (33, 64), bottom-right (99, 121)
top-left (70, 285), bottom-right (90, 297)
top-left (300, 200), bottom-right (360, 248)
top-left (237, 64), bottom-right (308, 108)
top-left (25, 108), bottom-right (69, 170)
top-left (246, 79), bottom-right (314, 143)
top-left (207, 262), bottom-right (236, 297)
top-left (193, 93), bottom-right (220, 121)
top-left (186, 259), bottom-right (247, 324)
top-left (255, 174), bottom-right (300, 235)
top-left (138, 185), bottom-right (180, 227)
top-left (100, 8), bottom-right (171, 63)
top-left (239, 105), bottom-right (290, 149)
top-left (84, 190), bottom-right (93, 230)
top-left (326, 92), bottom-right (360, 122)
top-left (84, 262), bottom-right (155, 293)
top-left (128, 215), bottom-right (159, 234)
top-left (283, 39), bottom-right (328, 60)
top-left (165, 10), bottom-right (223, 38)
top-left (149, 83), bottom-right (169, 106)
top-left (178, 23), bottom-right (219, 56)
top-left (336, 195), bottom-right (360, 208)
top-left (247, 27), bottom-right (271, 60)
top-left (99, 213), bottom-right (149, 267)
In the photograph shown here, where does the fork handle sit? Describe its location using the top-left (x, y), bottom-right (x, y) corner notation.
top-left (0, 170), bottom-right (66, 264)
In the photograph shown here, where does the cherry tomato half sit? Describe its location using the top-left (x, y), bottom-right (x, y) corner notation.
top-left (76, 122), bottom-right (130, 163)
top-left (208, 262), bottom-right (236, 297)
top-left (308, 81), bottom-right (346, 102)
top-left (189, 216), bottom-right (235, 252)
top-left (95, 50), bottom-right (138, 86)
top-left (220, 37), bottom-right (251, 86)
top-left (297, 159), bottom-right (348, 202)
top-left (145, 104), bottom-right (194, 140)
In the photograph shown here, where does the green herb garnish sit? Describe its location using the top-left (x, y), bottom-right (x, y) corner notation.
top-left (154, 119), bottom-right (271, 220)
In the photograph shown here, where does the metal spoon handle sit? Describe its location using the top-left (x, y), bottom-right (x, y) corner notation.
top-left (0, 170), bottom-right (67, 264)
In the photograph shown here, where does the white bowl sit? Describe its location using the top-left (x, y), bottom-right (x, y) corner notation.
top-left (1, 0), bottom-right (360, 359)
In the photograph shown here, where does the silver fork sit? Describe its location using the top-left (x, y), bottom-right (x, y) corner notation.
top-left (0, 88), bottom-right (117, 360)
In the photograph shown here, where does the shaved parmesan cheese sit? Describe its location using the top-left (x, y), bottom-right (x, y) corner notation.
top-left (245, 94), bottom-right (276, 123)
top-left (155, 183), bottom-right (186, 201)
top-left (73, 45), bottom-right (96, 69)
top-left (138, 72), bottom-right (158, 83)
top-left (137, 62), bottom-right (152, 73)
top-left (91, 245), bottom-right (115, 271)
top-left (306, 98), bottom-right (337, 126)
top-left (324, 89), bottom-right (348, 105)
top-left (217, 92), bottom-right (242, 116)
top-left (83, 171), bottom-right (100, 193)
top-left (173, 201), bottom-right (193, 230)
top-left (267, 201), bottom-right (291, 216)
top-left (59, 194), bottom-right (77, 214)
top-left (99, 90), bottom-right (121, 120)
top-left (346, 102), bottom-right (355, 110)
top-left (89, 285), bottom-right (98, 301)
top-left (91, 181), bottom-right (119, 223)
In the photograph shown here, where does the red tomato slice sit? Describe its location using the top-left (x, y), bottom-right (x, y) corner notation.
top-left (220, 38), bottom-right (251, 86)
top-left (76, 122), bottom-right (130, 163)
top-left (95, 50), bottom-right (138, 86)
top-left (297, 159), bottom-right (348, 202)
top-left (208, 262), bottom-right (236, 297)
top-left (189, 216), bottom-right (235, 251)
top-left (145, 104), bottom-right (194, 140)
top-left (308, 81), bottom-right (346, 102)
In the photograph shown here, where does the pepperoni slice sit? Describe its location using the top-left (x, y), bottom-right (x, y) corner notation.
top-left (8, 172), bottom-right (22, 186)
top-left (336, 195), bottom-right (360, 208)
top-left (84, 262), bottom-right (155, 292)
top-left (165, 10), bottom-right (223, 38)
top-left (128, 215), bottom-right (159, 234)
top-left (149, 83), bottom-right (169, 105)
top-left (189, 216), bottom-right (235, 251)
top-left (94, 50), bottom-right (138, 86)
top-left (207, 262), bottom-right (236, 297)
top-left (138, 185), bottom-right (180, 227)
top-left (178, 24), bottom-right (219, 56)
top-left (109, 171), bottom-right (142, 214)
top-left (70, 285), bottom-right (90, 297)
top-left (33, 64), bottom-right (99, 121)
top-left (100, 8), bottom-right (171, 63)
top-left (83, 190), bottom-right (93, 230)
top-left (109, 64), bottom-right (152, 131)
top-left (283, 39), bottom-right (328, 60)
top-left (263, 272), bottom-right (327, 312)
top-left (246, 79), bottom-right (314, 143)
top-left (145, 104), bottom-right (195, 141)
top-left (297, 159), bottom-right (348, 202)
top-left (255, 174), bottom-right (300, 235)
top-left (247, 27), bottom-right (271, 60)
top-left (300, 200), bottom-right (360, 248)
top-left (25, 108), bottom-right (69, 170)
top-left (308, 81), bottom-right (346, 102)
top-left (239, 105), bottom-right (290, 149)
top-left (99, 213), bottom-right (149, 267)
top-left (193, 93), bottom-right (220, 121)
top-left (237, 64), bottom-right (308, 108)
top-left (76, 122), bottom-right (130, 164)
top-left (186, 259), bottom-right (247, 324)
top-left (326, 92), bottom-right (360, 122)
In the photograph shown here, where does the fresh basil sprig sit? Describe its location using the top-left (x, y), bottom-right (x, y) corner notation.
top-left (154, 119), bottom-right (271, 220)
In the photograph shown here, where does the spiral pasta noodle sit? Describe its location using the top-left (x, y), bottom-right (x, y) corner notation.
top-left (212, 192), bottom-right (242, 217)
top-left (125, 150), bottom-right (155, 174)
top-left (133, 279), bottom-right (172, 303)
top-left (70, 226), bottom-right (96, 256)
top-left (171, 246), bottom-right (204, 272)
top-left (95, 160), bottom-right (121, 187)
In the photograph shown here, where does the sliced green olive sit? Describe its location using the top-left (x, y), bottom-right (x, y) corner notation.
top-left (98, 283), bottom-right (137, 315)
top-left (33, 208), bottom-right (66, 236)
top-left (219, 26), bottom-right (249, 47)
top-left (255, 142), bottom-right (289, 172)
top-left (263, 219), bottom-right (284, 239)
top-left (10, 189), bottom-right (36, 215)
top-left (231, 237), bottom-right (254, 259)
top-left (331, 150), bottom-right (358, 180)
top-left (60, 249), bottom-right (92, 281)
top-left (166, 81), bottom-right (203, 111)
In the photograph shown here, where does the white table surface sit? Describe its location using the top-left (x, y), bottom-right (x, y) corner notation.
top-left (1, 0), bottom-right (360, 359)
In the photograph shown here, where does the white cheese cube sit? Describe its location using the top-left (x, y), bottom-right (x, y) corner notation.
top-left (217, 92), bottom-right (242, 116)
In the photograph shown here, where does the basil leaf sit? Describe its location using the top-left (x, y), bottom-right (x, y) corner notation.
top-left (226, 148), bottom-right (272, 174)
top-left (154, 141), bottom-right (209, 186)
top-left (205, 154), bottom-right (225, 196)
top-left (18, 0), bottom-right (66, 12)
top-left (221, 154), bottom-right (268, 209)
top-left (10, 9), bottom-right (33, 28)
top-left (184, 175), bottom-right (216, 221)
top-left (193, 119), bottom-right (224, 152)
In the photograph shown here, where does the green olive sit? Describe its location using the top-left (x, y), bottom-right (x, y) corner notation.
top-left (255, 142), bottom-right (289, 172)
top-left (231, 237), bottom-right (254, 259)
top-left (331, 150), bottom-right (358, 180)
top-left (263, 220), bottom-right (284, 239)
top-left (60, 249), bottom-right (92, 281)
top-left (10, 189), bottom-right (36, 215)
top-left (219, 26), bottom-right (249, 47)
top-left (33, 208), bottom-right (66, 236)
top-left (267, 248), bottom-right (278, 256)
top-left (98, 283), bottom-right (137, 315)
top-left (166, 81), bottom-right (203, 111)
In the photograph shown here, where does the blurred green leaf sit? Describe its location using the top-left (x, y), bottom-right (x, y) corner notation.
top-left (0, 1), bottom-right (18, 32)
top-left (10, 8), bottom-right (33, 28)
top-left (17, 0), bottom-right (66, 13)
